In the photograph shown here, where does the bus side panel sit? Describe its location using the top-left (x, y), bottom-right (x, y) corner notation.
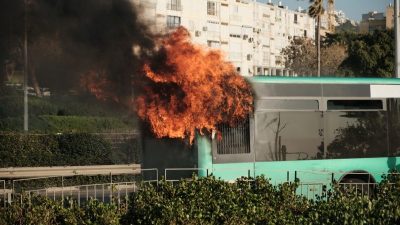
top-left (254, 157), bottom-right (400, 184)
top-left (212, 162), bottom-right (254, 181)
top-left (197, 135), bottom-right (213, 177)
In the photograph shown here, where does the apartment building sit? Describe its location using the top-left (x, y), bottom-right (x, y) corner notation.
top-left (359, 4), bottom-right (394, 34)
top-left (134, 0), bottom-right (315, 77)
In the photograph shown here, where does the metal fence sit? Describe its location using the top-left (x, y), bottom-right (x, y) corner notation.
top-left (1, 168), bottom-right (399, 206)
top-left (26, 182), bottom-right (136, 207)
top-left (163, 168), bottom-right (400, 198)
top-left (1, 168), bottom-right (158, 206)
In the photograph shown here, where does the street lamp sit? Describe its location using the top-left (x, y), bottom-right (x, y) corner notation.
top-left (24, 0), bottom-right (28, 131)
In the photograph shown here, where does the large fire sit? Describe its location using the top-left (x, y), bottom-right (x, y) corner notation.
top-left (136, 27), bottom-right (253, 143)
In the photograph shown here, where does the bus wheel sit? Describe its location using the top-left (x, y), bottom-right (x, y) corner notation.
top-left (339, 174), bottom-right (375, 197)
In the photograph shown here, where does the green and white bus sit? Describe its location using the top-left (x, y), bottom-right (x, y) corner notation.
top-left (196, 77), bottom-right (400, 191)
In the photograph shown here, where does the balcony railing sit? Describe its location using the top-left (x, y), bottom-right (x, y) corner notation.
top-left (167, 3), bottom-right (182, 11)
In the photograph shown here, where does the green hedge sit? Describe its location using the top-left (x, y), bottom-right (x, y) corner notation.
top-left (0, 196), bottom-right (122, 225)
top-left (0, 133), bottom-right (112, 167)
top-left (0, 116), bottom-right (135, 133)
top-left (0, 175), bottom-right (400, 225)
top-left (124, 175), bottom-right (400, 225)
top-left (0, 90), bottom-right (137, 133)
top-left (39, 115), bottom-right (134, 133)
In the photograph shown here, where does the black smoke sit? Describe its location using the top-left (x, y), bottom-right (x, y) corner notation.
top-left (0, 0), bottom-right (154, 95)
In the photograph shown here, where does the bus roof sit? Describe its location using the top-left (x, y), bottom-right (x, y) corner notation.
top-left (248, 76), bottom-right (400, 85)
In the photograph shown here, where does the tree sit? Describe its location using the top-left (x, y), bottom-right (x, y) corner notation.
top-left (324, 30), bottom-right (394, 77)
top-left (282, 37), bottom-right (347, 76)
top-left (308, 0), bottom-right (324, 77)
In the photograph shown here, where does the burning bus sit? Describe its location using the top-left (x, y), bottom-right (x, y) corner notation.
top-left (141, 75), bottom-right (400, 191)
top-left (134, 28), bottom-right (400, 189)
top-left (194, 76), bottom-right (400, 191)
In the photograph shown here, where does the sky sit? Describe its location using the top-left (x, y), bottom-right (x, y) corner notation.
top-left (257, 0), bottom-right (393, 22)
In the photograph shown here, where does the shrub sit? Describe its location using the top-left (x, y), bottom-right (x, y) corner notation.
top-left (125, 174), bottom-right (400, 225)
top-left (0, 195), bottom-right (122, 225)
top-left (0, 174), bottom-right (400, 225)
top-left (0, 133), bottom-right (112, 167)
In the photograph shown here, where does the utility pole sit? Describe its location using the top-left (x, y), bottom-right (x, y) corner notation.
top-left (396, 0), bottom-right (400, 78)
top-left (24, 0), bottom-right (29, 131)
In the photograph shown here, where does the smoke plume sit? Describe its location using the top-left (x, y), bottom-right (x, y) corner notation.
top-left (1, 0), bottom-right (154, 94)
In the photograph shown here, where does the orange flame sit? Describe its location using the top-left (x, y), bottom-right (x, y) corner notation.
top-left (80, 70), bottom-right (119, 102)
top-left (136, 27), bottom-right (253, 143)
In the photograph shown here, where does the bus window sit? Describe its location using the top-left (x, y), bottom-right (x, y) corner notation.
top-left (388, 99), bottom-right (400, 158)
top-left (327, 100), bottom-right (384, 111)
top-left (255, 99), bottom-right (319, 111)
top-left (325, 111), bottom-right (389, 159)
top-left (254, 111), bottom-right (323, 161)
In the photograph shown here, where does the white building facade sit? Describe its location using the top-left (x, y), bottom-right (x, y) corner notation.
top-left (134, 0), bottom-right (315, 77)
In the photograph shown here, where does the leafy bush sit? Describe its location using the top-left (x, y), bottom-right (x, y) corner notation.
top-left (0, 174), bottom-right (400, 225)
top-left (0, 195), bottom-right (122, 225)
top-left (39, 115), bottom-right (134, 133)
top-left (125, 175), bottom-right (400, 225)
top-left (0, 133), bottom-right (112, 167)
top-left (0, 116), bottom-right (135, 133)
top-left (0, 91), bottom-right (136, 133)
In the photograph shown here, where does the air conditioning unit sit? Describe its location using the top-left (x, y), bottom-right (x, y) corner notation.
top-left (202, 26), bottom-right (208, 31)
top-left (243, 35), bottom-right (248, 40)
top-left (195, 31), bottom-right (201, 37)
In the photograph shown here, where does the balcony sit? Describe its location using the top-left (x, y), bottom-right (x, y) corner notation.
top-left (167, 3), bottom-right (182, 11)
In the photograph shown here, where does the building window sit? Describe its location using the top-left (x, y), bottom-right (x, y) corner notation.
top-left (167, 16), bottom-right (181, 28)
top-left (294, 14), bottom-right (298, 24)
top-left (207, 40), bottom-right (220, 48)
top-left (263, 51), bottom-right (269, 65)
top-left (275, 56), bottom-right (282, 65)
top-left (231, 5), bottom-right (239, 14)
top-left (304, 30), bottom-right (307, 37)
top-left (167, 0), bottom-right (182, 11)
top-left (207, 1), bottom-right (218, 16)
top-left (229, 25), bottom-right (242, 38)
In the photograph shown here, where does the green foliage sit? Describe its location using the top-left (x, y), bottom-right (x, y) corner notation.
top-left (125, 175), bottom-right (400, 225)
top-left (125, 176), bottom-right (307, 225)
top-left (1, 175), bottom-right (400, 224)
top-left (326, 30), bottom-right (394, 77)
top-left (0, 196), bottom-right (122, 225)
top-left (0, 133), bottom-right (112, 167)
top-left (0, 90), bottom-right (136, 133)
top-left (40, 115), bottom-right (133, 135)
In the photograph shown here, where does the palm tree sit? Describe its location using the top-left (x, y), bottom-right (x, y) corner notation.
top-left (308, 0), bottom-right (324, 77)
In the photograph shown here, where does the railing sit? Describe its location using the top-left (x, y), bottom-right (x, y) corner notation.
top-left (163, 168), bottom-right (400, 198)
top-left (2, 168), bottom-right (399, 206)
top-left (0, 164), bottom-right (141, 179)
top-left (0, 180), bottom-right (10, 207)
top-left (27, 182), bottom-right (136, 207)
top-left (2, 168), bottom-right (158, 205)
top-left (167, 3), bottom-right (182, 11)
top-left (164, 168), bottom-right (209, 182)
